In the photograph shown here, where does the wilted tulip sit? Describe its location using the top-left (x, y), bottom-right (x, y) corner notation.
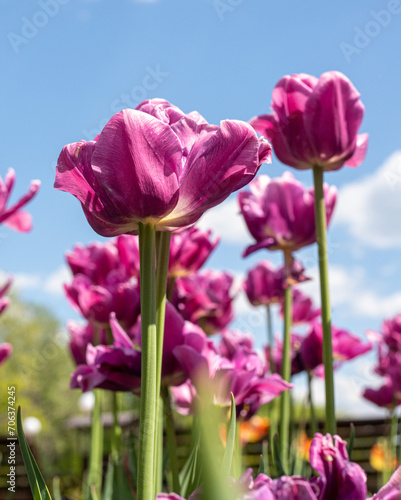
top-left (0, 169), bottom-right (40, 231)
top-left (239, 173), bottom-right (336, 257)
top-left (250, 71), bottom-right (368, 172)
top-left (55, 99), bottom-right (271, 236)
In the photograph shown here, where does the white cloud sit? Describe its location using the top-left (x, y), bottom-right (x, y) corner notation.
top-left (197, 198), bottom-right (251, 244)
top-left (13, 273), bottom-right (42, 291)
top-left (44, 266), bottom-right (71, 296)
top-left (301, 264), bottom-right (401, 319)
top-left (335, 151), bottom-right (401, 248)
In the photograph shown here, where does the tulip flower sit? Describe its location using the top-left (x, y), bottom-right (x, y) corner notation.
top-left (171, 269), bottom-right (235, 335)
top-left (251, 71), bottom-right (367, 435)
top-left (0, 168), bottom-right (40, 232)
top-left (250, 71), bottom-right (368, 172)
top-left (310, 433), bottom-right (367, 499)
top-left (239, 172), bottom-right (336, 257)
top-left (168, 226), bottom-right (219, 278)
top-left (71, 304), bottom-right (207, 392)
top-left (0, 343), bottom-right (12, 366)
top-left (281, 288), bottom-right (320, 325)
top-left (300, 321), bottom-right (372, 374)
top-left (55, 99), bottom-right (271, 237)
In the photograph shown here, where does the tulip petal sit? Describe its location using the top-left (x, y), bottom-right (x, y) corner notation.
top-left (159, 121), bottom-right (270, 228)
top-left (345, 133), bottom-right (369, 167)
top-left (91, 109), bottom-right (182, 221)
top-left (304, 71), bottom-right (365, 168)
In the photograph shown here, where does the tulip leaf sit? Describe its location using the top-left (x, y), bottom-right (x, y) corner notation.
top-left (102, 456), bottom-right (135, 500)
top-left (179, 438), bottom-right (202, 498)
top-left (17, 407), bottom-right (53, 500)
top-left (221, 393), bottom-right (236, 477)
top-left (258, 454), bottom-right (265, 475)
top-left (272, 434), bottom-right (286, 477)
top-left (347, 423), bottom-right (355, 460)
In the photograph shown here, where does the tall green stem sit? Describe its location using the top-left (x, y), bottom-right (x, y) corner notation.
top-left (85, 389), bottom-right (104, 500)
top-left (313, 166), bottom-right (336, 435)
top-left (162, 386), bottom-right (180, 493)
top-left (307, 372), bottom-right (317, 437)
top-left (137, 222), bottom-right (157, 500)
top-left (153, 231), bottom-right (172, 494)
top-left (279, 252), bottom-right (293, 471)
top-left (111, 392), bottom-right (122, 461)
top-left (266, 304), bottom-right (275, 374)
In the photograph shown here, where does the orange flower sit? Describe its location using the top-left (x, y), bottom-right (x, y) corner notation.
top-left (370, 441), bottom-right (398, 472)
top-left (220, 416), bottom-right (270, 447)
top-left (296, 432), bottom-right (312, 461)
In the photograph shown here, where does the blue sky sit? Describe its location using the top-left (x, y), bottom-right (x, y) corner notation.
top-left (1, 0), bottom-right (401, 415)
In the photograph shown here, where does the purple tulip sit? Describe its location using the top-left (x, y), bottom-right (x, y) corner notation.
top-left (0, 343), bottom-right (12, 366)
top-left (66, 241), bottom-right (120, 284)
top-left (244, 260), bottom-right (286, 306)
top-left (363, 377), bottom-right (401, 409)
top-left (55, 99), bottom-right (271, 236)
top-left (168, 226), bottom-right (219, 278)
top-left (244, 260), bottom-right (309, 307)
top-left (310, 433), bottom-right (367, 499)
top-left (173, 330), bottom-right (292, 420)
top-left (265, 332), bottom-right (305, 377)
top-left (239, 172), bottom-right (337, 257)
top-left (281, 288), bottom-right (320, 325)
top-left (71, 303), bottom-right (207, 392)
top-left (300, 322), bottom-right (372, 374)
top-left (65, 274), bottom-right (140, 329)
top-left (115, 234), bottom-right (140, 279)
top-left (250, 71), bottom-right (368, 172)
top-left (171, 269), bottom-right (235, 335)
top-left (0, 169), bottom-right (40, 232)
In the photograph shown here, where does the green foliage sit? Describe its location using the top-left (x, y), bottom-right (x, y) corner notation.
top-left (17, 407), bottom-right (53, 500)
top-left (0, 296), bottom-right (80, 485)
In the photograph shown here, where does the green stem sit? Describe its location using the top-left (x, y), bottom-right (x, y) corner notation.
top-left (279, 252), bottom-right (293, 471)
top-left (313, 166), bottom-right (336, 435)
top-left (153, 231), bottom-right (172, 494)
top-left (111, 392), bottom-right (122, 461)
top-left (85, 389), bottom-right (104, 500)
top-left (307, 372), bottom-right (317, 437)
top-left (162, 386), bottom-right (181, 493)
top-left (266, 304), bottom-right (275, 374)
top-left (137, 222), bottom-right (157, 500)
top-left (390, 409), bottom-right (398, 478)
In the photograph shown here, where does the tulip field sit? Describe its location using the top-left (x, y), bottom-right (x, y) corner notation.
top-left (1, 2), bottom-right (401, 500)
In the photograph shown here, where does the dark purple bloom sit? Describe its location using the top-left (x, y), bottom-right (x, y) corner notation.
top-left (169, 226), bottom-right (219, 278)
top-left (281, 288), bottom-right (320, 325)
top-left (171, 269), bottom-right (235, 335)
top-left (71, 304), bottom-right (207, 392)
top-left (309, 433), bottom-right (367, 499)
top-left (250, 71), bottom-right (368, 172)
top-left (239, 173), bottom-right (336, 257)
top-left (300, 322), bottom-right (372, 374)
